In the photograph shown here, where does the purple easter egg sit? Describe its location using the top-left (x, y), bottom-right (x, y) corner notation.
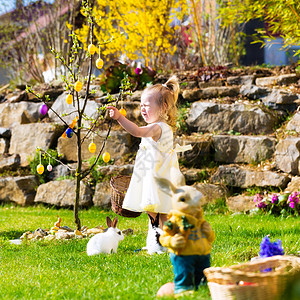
top-left (40, 104), bottom-right (48, 115)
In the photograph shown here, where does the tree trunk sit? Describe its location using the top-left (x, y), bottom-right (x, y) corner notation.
top-left (74, 114), bottom-right (82, 230)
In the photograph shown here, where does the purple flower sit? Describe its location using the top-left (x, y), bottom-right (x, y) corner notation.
top-left (259, 236), bottom-right (284, 258)
top-left (254, 194), bottom-right (263, 204)
top-left (271, 193), bottom-right (278, 204)
top-left (289, 201), bottom-right (295, 209)
top-left (254, 194), bottom-right (266, 208)
top-left (135, 67), bottom-right (142, 75)
top-left (287, 191), bottom-right (299, 209)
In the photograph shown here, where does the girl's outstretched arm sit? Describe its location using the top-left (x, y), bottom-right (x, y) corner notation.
top-left (107, 106), bottom-right (161, 141)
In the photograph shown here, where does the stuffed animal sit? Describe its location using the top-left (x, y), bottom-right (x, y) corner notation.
top-left (156, 176), bottom-right (215, 296)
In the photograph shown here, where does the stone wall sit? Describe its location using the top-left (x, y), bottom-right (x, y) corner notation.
top-left (1, 69), bottom-right (300, 211)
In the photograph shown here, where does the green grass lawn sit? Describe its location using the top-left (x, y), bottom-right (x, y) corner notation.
top-left (0, 204), bottom-right (299, 300)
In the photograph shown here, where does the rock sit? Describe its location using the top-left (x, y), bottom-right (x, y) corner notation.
top-left (284, 177), bottom-right (300, 192)
top-left (175, 135), bottom-right (212, 168)
top-left (88, 85), bottom-right (104, 99)
top-left (256, 73), bottom-right (299, 86)
top-left (0, 127), bottom-right (11, 138)
top-left (0, 101), bottom-right (42, 128)
top-left (97, 164), bottom-right (134, 176)
top-left (87, 228), bottom-right (104, 235)
top-left (6, 90), bottom-right (28, 103)
top-left (122, 228), bottom-right (134, 236)
top-left (182, 86), bottom-right (239, 101)
top-left (0, 175), bottom-right (38, 206)
top-left (240, 84), bottom-right (270, 100)
top-left (93, 180), bottom-right (111, 208)
top-left (48, 91), bottom-right (101, 127)
top-left (41, 88), bottom-right (64, 100)
top-left (213, 135), bottom-right (276, 164)
top-left (286, 112), bottom-right (300, 133)
top-left (0, 154), bottom-right (21, 172)
top-left (9, 123), bottom-right (63, 166)
top-left (211, 165), bottom-right (290, 188)
top-left (193, 182), bottom-right (228, 205)
top-left (128, 90), bottom-right (142, 102)
top-left (275, 137), bottom-right (300, 175)
top-left (34, 179), bottom-right (92, 207)
top-left (227, 75), bottom-right (256, 86)
top-left (182, 168), bottom-right (209, 184)
top-left (186, 102), bottom-right (277, 134)
top-left (55, 231), bottom-right (71, 240)
top-left (262, 89), bottom-right (298, 104)
top-left (0, 138), bottom-right (9, 154)
top-left (57, 130), bottom-right (136, 162)
top-left (119, 101), bottom-right (144, 124)
top-left (47, 164), bottom-right (72, 181)
top-left (184, 81), bottom-right (198, 89)
top-left (226, 195), bottom-right (256, 212)
top-left (198, 80), bottom-right (224, 88)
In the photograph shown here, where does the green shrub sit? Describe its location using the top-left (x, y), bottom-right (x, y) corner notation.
top-left (28, 149), bottom-right (61, 184)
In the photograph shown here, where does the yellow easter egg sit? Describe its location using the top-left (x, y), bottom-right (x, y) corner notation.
top-left (66, 94), bottom-right (73, 105)
top-left (37, 164), bottom-right (44, 175)
top-left (119, 108), bottom-right (127, 117)
top-left (96, 58), bottom-right (104, 69)
top-left (102, 152), bottom-right (110, 163)
top-left (88, 44), bottom-right (96, 55)
top-left (88, 142), bottom-right (96, 153)
top-left (74, 81), bottom-right (82, 92)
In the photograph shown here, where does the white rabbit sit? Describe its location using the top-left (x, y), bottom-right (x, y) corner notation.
top-left (143, 213), bottom-right (166, 255)
top-left (86, 216), bottom-right (124, 256)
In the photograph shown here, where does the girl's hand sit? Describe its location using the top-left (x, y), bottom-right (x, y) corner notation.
top-left (107, 106), bottom-right (122, 120)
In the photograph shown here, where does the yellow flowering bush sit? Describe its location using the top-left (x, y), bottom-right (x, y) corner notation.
top-left (75, 0), bottom-right (188, 69)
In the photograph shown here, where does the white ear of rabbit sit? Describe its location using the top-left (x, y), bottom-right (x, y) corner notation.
top-left (86, 227), bottom-right (124, 256)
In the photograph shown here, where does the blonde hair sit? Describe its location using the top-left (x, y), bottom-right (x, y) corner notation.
top-left (142, 75), bottom-right (179, 128)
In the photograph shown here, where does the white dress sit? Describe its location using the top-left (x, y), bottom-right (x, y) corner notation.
top-left (122, 122), bottom-right (185, 214)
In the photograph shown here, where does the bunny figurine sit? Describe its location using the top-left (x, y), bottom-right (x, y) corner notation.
top-left (86, 216), bottom-right (124, 256)
top-left (156, 176), bottom-right (215, 296)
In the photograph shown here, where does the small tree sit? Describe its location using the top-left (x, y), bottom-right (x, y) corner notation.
top-left (27, 0), bottom-right (131, 230)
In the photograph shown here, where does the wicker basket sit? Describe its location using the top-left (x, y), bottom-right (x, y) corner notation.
top-left (110, 175), bottom-right (142, 218)
top-left (204, 255), bottom-right (300, 300)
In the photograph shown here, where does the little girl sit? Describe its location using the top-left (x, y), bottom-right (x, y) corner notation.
top-left (108, 75), bottom-right (184, 229)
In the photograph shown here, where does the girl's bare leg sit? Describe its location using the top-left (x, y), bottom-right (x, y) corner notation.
top-left (159, 213), bottom-right (168, 229)
top-left (146, 212), bottom-right (168, 230)
top-left (147, 211), bottom-right (157, 230)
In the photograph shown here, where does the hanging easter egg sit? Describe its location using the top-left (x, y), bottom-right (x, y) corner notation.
top-left (119, 108), bottom-right (127, 117)
top-left (66, 128), bottom-right (73, 138)
top-left (66, 94), bottom-right (73, 105)
top-left (37, 164), bottom-right (44, 175)
top-left (102, 152), bottom-right (110, 163)
top-left (88, 142), bottom-right (96, 153)
top-left (40, 104), bottom-right (48, 115)
top-left (88, 44), bottom-right (96, 55)
top-left (96, 58), bottom-right (104, 69)
top-left (74, 80), bottom-right (82, 92)
top-left (47, 164), bottom-right (52, 172)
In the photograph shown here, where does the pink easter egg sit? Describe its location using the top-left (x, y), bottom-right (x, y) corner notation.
top-left (47, 164), bottom-right (52, 172)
